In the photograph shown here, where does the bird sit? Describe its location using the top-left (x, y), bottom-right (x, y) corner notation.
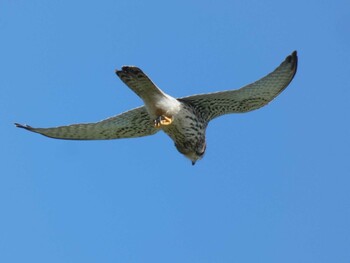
top-left (15, 51), bottom-right (298, 165)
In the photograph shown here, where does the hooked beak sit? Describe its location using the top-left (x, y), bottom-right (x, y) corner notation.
top-left (192, 161), bottom-right (196, 166)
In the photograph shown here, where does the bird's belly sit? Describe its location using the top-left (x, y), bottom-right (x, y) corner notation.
top-left (162, 109), bottom-right (203, 143)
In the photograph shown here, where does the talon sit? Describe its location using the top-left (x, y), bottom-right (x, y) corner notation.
top-left (154, 119), bottom-right (161, 128)
top-left (154, 115), bottom-right (173, 128)
top-left (160, 115), bottom-right (173, 125)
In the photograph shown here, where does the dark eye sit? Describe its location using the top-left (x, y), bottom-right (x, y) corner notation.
top-left (196, 150), bottom-right (205, 157)
top-left (196, 144), bottom-right (206, 157)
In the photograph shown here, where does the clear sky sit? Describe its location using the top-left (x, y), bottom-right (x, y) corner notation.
top-left (1, 0), bottom-right (350, 262)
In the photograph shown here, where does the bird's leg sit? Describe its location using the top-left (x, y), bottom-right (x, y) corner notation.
top-left (154, 115), bottom-right (173, 128)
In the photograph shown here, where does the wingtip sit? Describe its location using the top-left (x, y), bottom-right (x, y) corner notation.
top-left (285, 50), bottom-right (298, 74)
top-left (115, 68), bottom-right (122, 76)
top-left (292, 50), bottom-right (298, 71)
top-left (286, 50), bottom-right (297, 63)
top-left (115, 66), bottom-right (127, 75)
top-left (14, 123), bottom-right (33, 131)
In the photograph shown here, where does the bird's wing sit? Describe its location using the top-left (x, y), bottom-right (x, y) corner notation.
top-left (15, 106), bottom-right (159, 140)
top-left (179, 51), bottom-right (298, 122)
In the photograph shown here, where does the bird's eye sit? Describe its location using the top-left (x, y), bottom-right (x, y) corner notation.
top-left (197, 151), bottom-right (205, 157)
top-left (196, 145), bottom-right (207, 157)
top-left (196, 144), bottom-right (206, 157)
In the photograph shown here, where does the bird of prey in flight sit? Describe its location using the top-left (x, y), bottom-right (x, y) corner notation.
top-left (16, 51), bottom-right (298, 165)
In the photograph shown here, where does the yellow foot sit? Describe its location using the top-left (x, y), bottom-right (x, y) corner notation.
top-left (154, 115), bottom-right (173, 128)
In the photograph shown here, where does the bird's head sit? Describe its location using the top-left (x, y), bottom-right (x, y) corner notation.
top-left (175, 138), bottom-right (207, 165)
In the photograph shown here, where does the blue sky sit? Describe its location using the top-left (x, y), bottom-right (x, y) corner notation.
top-left (1, 0), bottom-right (350, 262)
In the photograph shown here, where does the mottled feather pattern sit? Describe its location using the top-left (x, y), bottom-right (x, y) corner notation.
top-left (162, 102), bottom-right (207, 156)
top-left (15, 106), bottom-right (158, 140)
top-left (180, 51), bottom-right (297, 121)
top-left (116, 66), bottom-right (165, 101)
top-left (15, 51), bottom-right (297, 163)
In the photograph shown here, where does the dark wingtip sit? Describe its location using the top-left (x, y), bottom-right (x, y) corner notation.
top-left (291, 50), bottom-right (298, 74)
top-left (14, 123), bottom-right (33, 131)
top-left (115, 65), bottom-right (126, 75)
top-left (115, 69), bottom-right (122, 76)
top-left (286, 50), bottom-right (297, 63)
top-left (284, 50), bottom-right (298, 78)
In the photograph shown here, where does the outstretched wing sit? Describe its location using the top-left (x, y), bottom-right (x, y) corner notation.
top-left (15, 106), bottom-right (159, 140)
top-left (180, 51), bottom-right (298, 122)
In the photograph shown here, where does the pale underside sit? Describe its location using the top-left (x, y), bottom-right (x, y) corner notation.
top-left (15, 51), bottom-right (298, 143)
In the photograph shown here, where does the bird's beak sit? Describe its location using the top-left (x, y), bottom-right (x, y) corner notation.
top-left (192, 161), bottom-right (196, 166)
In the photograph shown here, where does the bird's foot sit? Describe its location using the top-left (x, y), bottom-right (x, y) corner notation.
top-left (154, 115), bottom-right (173, 128)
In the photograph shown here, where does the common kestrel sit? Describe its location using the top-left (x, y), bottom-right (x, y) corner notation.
top-left (16, 51), bottom-right (298, 164)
